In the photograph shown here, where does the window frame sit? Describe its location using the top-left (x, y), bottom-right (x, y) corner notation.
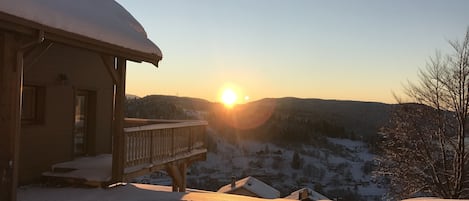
top-left (21, 84), bottom-right (46, 125)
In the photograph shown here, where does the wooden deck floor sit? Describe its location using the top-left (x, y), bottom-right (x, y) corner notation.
top-left (41, 149), bottom-right (207, 187)
top-left (42, 154), bottom-right (113, 186)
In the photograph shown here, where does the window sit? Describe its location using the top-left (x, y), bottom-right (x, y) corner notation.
top-left (21, 85), bottom-right (45, 124)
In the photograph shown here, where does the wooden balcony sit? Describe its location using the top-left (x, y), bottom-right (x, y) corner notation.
top-left (42, 118), bottom-right (208, 187)
top-left (122, 118), bottom-right (208, 181)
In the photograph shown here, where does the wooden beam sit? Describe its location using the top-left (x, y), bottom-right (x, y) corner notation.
top-left (100, 55), bottom-right (119, 85)
top-left (45, 32), bottom-right (158, 66)
top-left (111, 57), bottom-right (126, 183)
top-left (23, 41), bottom-right (52, 70)
top-left (0, 19), bottom-right (36, 36)
top-left (0, 32), bottom-right (22, 201)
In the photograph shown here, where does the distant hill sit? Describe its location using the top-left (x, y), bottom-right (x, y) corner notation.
top-left (125, 94), bottom-right (141, 99)
top-left (208, 97), bottom-right (392, 145)
top-left (125, 95), bottom-right (212, 119)
top-left (125, 95), bottom-right (393, 145)
top-left (269, 97), bottom-right (391, 137)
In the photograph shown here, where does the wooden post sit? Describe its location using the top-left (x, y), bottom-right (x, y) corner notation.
top-left (149, 130), bottom-right (153, 164)
top-left (167, 164), bottom-right (182, 192)
top-left (167, 162), bottom-right (187, 192)
top-left (171, 128), bottom-right (175, 157)
top-left (179, 163), bottom-right (187, 192)
top-left (0, 33), bottom-right (22, 201)
top-left (171, 180), bottom-right (178, 192)
top-left (111, 57), bottom-right (126, 183)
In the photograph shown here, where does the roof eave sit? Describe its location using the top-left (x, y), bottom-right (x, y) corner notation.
top-left (0, 12), bottom-right (162, 67)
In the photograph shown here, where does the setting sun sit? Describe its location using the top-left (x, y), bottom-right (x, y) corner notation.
top-left (221, 88), bottom-right (237, 108)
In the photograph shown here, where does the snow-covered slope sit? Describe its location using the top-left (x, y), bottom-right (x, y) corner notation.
top-left (134, 128), bottom-right (387, 200)
top-left (126, 97), bottom-right (391, 200)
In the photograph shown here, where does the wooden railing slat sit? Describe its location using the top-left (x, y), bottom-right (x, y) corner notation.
top-left (123, 120), bottom-right (207, 170)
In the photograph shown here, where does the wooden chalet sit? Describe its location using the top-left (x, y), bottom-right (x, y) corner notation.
top-left (0, 1), bottom-right (207, 201)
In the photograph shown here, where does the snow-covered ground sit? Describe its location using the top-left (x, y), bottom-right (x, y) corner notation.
top-left (134, 130), bottom-right (387, 200)
top-left (18, 183), bottom-right (294, 201)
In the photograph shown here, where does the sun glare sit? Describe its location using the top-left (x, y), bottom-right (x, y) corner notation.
top-left (221, 88), bottom-right (238, 108)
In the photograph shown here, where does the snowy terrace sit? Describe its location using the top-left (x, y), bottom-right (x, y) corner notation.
top-left (43, 118), bottom-right (207, 185)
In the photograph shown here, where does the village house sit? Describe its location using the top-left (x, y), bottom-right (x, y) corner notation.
top-left (284, 188), bottom-right (331, 201)
top-left (217, 176), bottom-right (281, 199)
top-left (0, 1), bottom-right (207, 201)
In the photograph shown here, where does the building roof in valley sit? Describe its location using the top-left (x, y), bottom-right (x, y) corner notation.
top-left (284, 188), bottom-right (331, 201)
top-left (217, 176), bottom-right (280, 199)
top-left (0, 0), bottom-right (162, 65)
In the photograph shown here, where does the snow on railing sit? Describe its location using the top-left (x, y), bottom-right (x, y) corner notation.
top-left (123, 118), bottom-right (207, 169)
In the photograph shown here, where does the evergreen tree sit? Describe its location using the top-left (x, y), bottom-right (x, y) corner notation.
top-left (291, 151), bottom-right (301, 169)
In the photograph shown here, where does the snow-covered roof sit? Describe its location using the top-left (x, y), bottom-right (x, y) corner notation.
top-left (0, 0), bottom-right (162, 65)
top-left (218, 176), bottom-right (280, 199)
top-left (284, 188), bottom-right (331, 201)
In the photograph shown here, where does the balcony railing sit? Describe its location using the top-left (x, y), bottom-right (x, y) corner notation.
top-left (123, 118), bottom-right (207, 177)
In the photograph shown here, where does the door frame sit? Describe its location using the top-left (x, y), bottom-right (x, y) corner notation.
top-left (72, 89), bottom-right (97, 157)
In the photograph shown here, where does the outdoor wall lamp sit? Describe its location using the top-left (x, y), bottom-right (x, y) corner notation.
top-left (57, 73), bottom-right (69, 85)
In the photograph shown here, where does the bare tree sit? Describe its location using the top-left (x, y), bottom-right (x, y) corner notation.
top-left (378, 28), bottom-right (469, 199)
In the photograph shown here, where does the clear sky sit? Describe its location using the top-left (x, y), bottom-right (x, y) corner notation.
top-left (117, 0), bottom-right (469, 104)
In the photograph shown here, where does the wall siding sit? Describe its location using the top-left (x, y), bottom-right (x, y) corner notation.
top-left (19, 43), bottom-right (114, 184)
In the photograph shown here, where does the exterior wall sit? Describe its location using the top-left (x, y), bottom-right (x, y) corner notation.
top-left (19, 43), bottom-right (114, 184)
top-left (228, 188), bottom-right (259, 198)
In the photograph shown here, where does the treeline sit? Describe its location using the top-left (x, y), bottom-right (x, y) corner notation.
top-left (125, 95), bottom-right (387, 147)
top-left (125, 96), bottom-right (189, 119)
top-left (208, 107), bottom-right (378, 147)
top-left (125, 95), bottom-right (210, 120)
